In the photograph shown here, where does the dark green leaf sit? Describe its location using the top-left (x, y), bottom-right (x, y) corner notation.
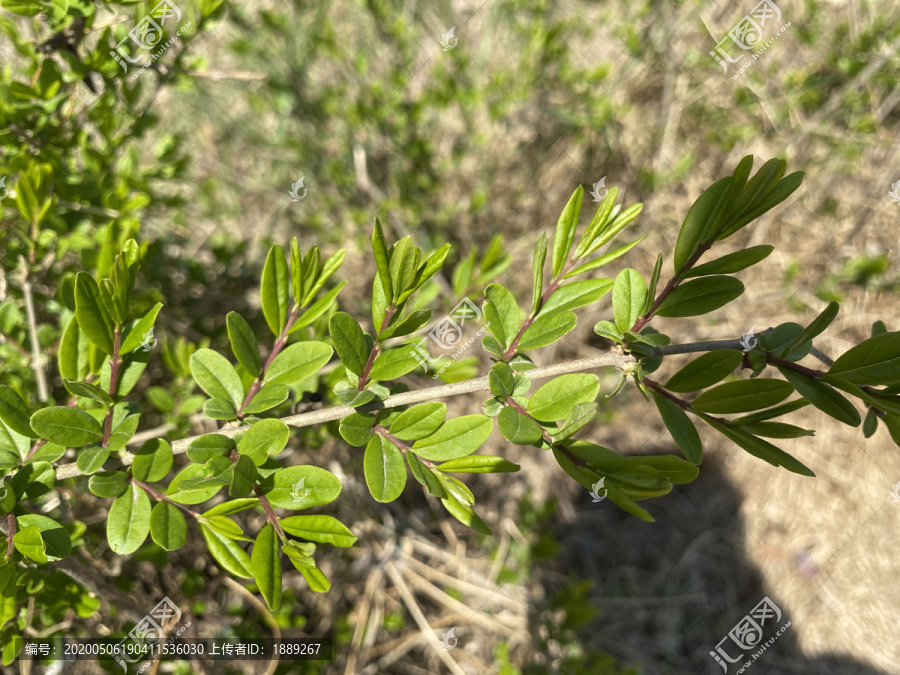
top-left (261, 245), bottom-right (289, 337)
top-left (692, 379), bottom-right (794, 414)
top-left (778, 368), bottom-right (860, 426)
top-left (0, 385), bottom-right (35, 438)
top-left (226, 312), bottom-right (262, 378)
top-left (701, 415), bottom-right (814, 476)
top-left (63, 379), bottom-right (114, 407)
top-left (737, 422), bottom-right (814, 439)
top-left (149, 502), bottom-right (187, 551)
top-left (664, 350), bottom-right (743, 393)
top-left (682, 246), bottom-right (774, 278)
top-left (673, 177), bottom-right (730, 273)
top-left (779, 302), bottom-right (839, 358)
top-left (371, 218), bottom-right (393, 305)
top-left (655, 276), bottom-right (744, 318)
top-left (230, 454), bottom-right (258, 497)
top-left (74, 272), bottom-right (115, 354)
top-left (252, 524), bottom-right (282, 611)
top-left (30, 406), bottom-right (103, 447)
top-left (828, 331), bottom-right (900, 386)
top-left (651, 392), bottom-right (702, 465)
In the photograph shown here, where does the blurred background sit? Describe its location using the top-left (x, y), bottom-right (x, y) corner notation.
top-left (1, 0), bottom-right (900, 673)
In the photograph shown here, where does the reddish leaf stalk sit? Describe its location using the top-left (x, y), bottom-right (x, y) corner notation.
top-left (102, 328), bottom-right (124, 447)
top-left (631, 243), bottom-right (711, 333)
top-left (374, 424), bottom-right (436, 468)
top-left (133, 479), bottom-right (200, 519)
top-left (358, 304), bottom-right (396, 390)
top-left (239, 305), bottom-right (301, 415)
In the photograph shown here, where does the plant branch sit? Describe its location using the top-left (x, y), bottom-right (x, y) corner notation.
top-left (651, 329), bottom-right (772, 356)
top-left (374, 424), bottom-right (437, 467)
top-left (765, 354), bottom-right (825, 379)
top-left (809, 346), bottom-right (835, 367)
top-left (239, 305), bottom-right (300, 415)
top-left (53, 350), bottom-right (637, 479)
top-left (6, 514), bottom-right (14, 558)
top-left (359, 304), bottom-right (395, 389)
top-left (102, 327), bottom-right (123, 446)
top-left (502, 257), bottom-right (573, 360)
top-left (631, 243), bottom-right (711, 332)
top-left (18, 257), bottom-right (49, 402)
top-left (133, 479), bottom-right (200, 519)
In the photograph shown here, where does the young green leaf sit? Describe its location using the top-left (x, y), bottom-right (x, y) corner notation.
top-left (0, 385), bottom-right (35, 438)
top-left (190, 348), bottom-right (245, 409)
top-left (369, 348), bottom-right (421, 381)
top-left (290, 281), bottom-right (348, 333)
top-left (30, 406), bottom-right (103, 447)
top-left (264, 341), bottom-right (333, 386)
top-left (388, 237), bottom-right (417, 301)
top-left (553, 401), bottom-right (597, 442)
top-left (412, 414), bottom-right (493, 461)
top-left (642, 255), bottom-right (664, 315)
top-left (131, 439), bottom-right (173, 482)
top-left (281, 515), bottom-right (357, 548)
top-left (655, 276), bottom-right (744, 318)
top-left (261, 245), bottom-right (289, 337)
top-left (518, 310), bottom-right (577, 350)
top-left (389, 403), bottom-right (447, 441)
top-left (651, 392), bottom-right (702, 465)
top-left (149, 501), bottom-right (187, 551)
top-left (528, 374), bottom-right (600, 422)
top-left (437, 456), bottom-right (520, 473)
top-left (664, 350), bottom-right (743, 393)
top-left (532, 233), bottom-right (547, 314)
top-left (303, 249), bottom-right (347, 305)
top-left (203, 398), bottom-right (237, 421)
top-left (238, 418), bottom-right (291, 466)
top-left (407, 452), bottom-right (446, 496)
top-left (584, 203), bottom-right (643, 256)
top-left (290, 238), bottom-right (303, 304)
top-left (552, 187), bottom-right (583, 276)
top-left (14, 524), bottom-right (47, 563)
top-left (200, 522), bottom-right (253, 578)
top-left (226, 312), bottom-right (262, 378)
top-left (574, 186), bottom-right (619, 258)
top-left (673, 177), bottom-right (730, 274)
top-left (107, 483), bottom-right (151, 555)
top-left (612, 268), bottom-right (647, 333)
top-left (778, 302), bottom-right (839, 358)
top-left (364, 435), bottom-right (407, 502)
top-left (371, 218), bottom-right (394, 303)
top-left (377, 310), bottom-right (431, 341)
top-left (76, 446), bottom-right (111, 475)
top-left (119, 303), bottom-right (163, 354)
top-left (483, 284), bottom-right (521, 350)
top-left (329, 312), bottom-right (369, 376)
top-left (566, 237), bottom-right (645, 279)
top-left (252, 523), bottom-right (283, 611)
top-left (261, 465), bottom-right (342, 510)
top-left (243, 385), bottom-right (291, 414)
top-left (74, 272), bottom-right (115, 354)
top-left (692, 379), bottom-right (794, 414)
top-left (441, 492), bottom-right (492, 535)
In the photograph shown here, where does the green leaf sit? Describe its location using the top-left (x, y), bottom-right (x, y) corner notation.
top-left (299, 565), bottom-right (331, 592)
top-left (261, 465), bottom-right (342, 510)
top-left (203, 498), bottom-right (260, 517)
top-left (402, 244), bottom-right (451, 303)
top-left (664, 350), bottom-right (743, 392)
top-left (190, 349), bottom-right (245, 409)
top-left (701, 415), bottom-right (814, 476)
top-left (643, 255), bottom-right (664, 315)
top-left (107, 483), bottom-right (151, 555)
top-left (226, 312), bottom-right (262, 378)
top-left (334, 383), bottom-right (379, 408)
top-left (230, 454), bottom-right (258, 497)
top-left (30, 406), bottom-right (103, 447)
top-left (437, 456), bottom-right (520, 473)
top-left (290, 281), bottom-right (348, 333)
top-left (531, 233), bottom-right (547, 314)
top-left (588, 202), bottom-right (644, 255)
top-left (371, 218), bottom-right (394, 305)
top-left (74, 272), bottom-right (115, 354)
top-left (731, 399), bottom-right (810, 424)
top-left (101, 349), bottom-right (150, 398)
top-left (388, 237), bottom-right (417, 301)
top-left (0, 386), bottom-right (35, 438)
top-left (339, 413), bottom-right (377, 446)
top-left (593, 320), bottom-right (623, 342)
top-left (737, 422), bottom-right (814, 439)
top-left (377, 310), bottom-right (431, 341)
top-left (498, 406), bottom-right (543, 444)
top-left (63, 379), bottom-right (114, 407)
top-left (58, 316), bottom-right (89, 382)
top-left (10, 461), bottom-right (54, 499)
top-left (264, 341), bottom-right (333, 386)
top-left (14, 524), bottom-right (47, 563)
top-left (488, 363), bottom-right (515, 399)
top-left (364, 435), bottom-right (406, 502)
top-left (369, 348), bottom-right (421, 381)
top-left (574, 186), bottom-right (619, 258)
top-left (412, 415), bottom-right (493, 461)
top-left (673, 176), bottom-right (731, 274)
top-left (527, 374), bottom-right (600, 422)
top-left (566, 237), bottom-right (645, 278)
top-left (15, 514), bottom-right (71, 560)
top-left (692, 379), bottom-right (794, 414)
top-left (828, 331), bottom-right (900, 385)
top-left (612, 269), bottom-right (647, 333)
top-left (329, 312), bottom-right (369, 376)
top-left (552, 187), bottom-right (583, 276)
top-left (542, 279), bottom-right (614, 314)
top-left (200, 522), bottom-right (253, 578)
top-left (281, 515), bottom-right (357, 547)
top-left (290, 238), bottom-right (303, 305)
top-left (483, 284), bottom-right (520, 350)
top-left (390, 403), bottom-right (447, 441)
top-left (203, 398), bottom-right (237, 420)
top-left (252, 524), bottom-right (283, 611)
top-left (300, 246), bottom-right (320, 305)
top-left (655, 276), bottom-right (744, 318)
top-left (682, 245), bottom-right (774, 279)
top-left (202, 514), bottom-right (251, 541)
top-left (186, 434), bottom-right (233, 463)
top-left (651, 392), bottom-right (702, 465)
top-left (243, 385), bottom-right (291, 414)
top-left (553, 402), bottom-right (597, 442)
top-left (76, 446), bottom-right (110, 475)
top-left (304, 248), bottom-right (347, 305)
top-left (721, 169), bottom-right (803, 238)
top-left (119, 303), bottom-right (163, 354)
top-left (261, 245), bottom-right (289, 337)
top-left (779, 302), bottom-right (839, 358)
top-left (518, 310), bottom-right (577, 350)
top-left (167, 464), bottom-right (226, 504)
top-left (441, 492), bottom-right (492, 535)
top-left (778, 368), bottom-right (861, 426)
top-left (132, 439), bottom-right (173, 482)
top-left (149, 502), bottom-right (187, 551)
top-left (89, 471), bottom-right (130, 498)
top-left (407, 453), bottom-right (446, 496)
top-left (238, 418), bottom-right (291, 466)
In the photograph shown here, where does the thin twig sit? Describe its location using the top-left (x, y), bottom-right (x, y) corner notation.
top-left (18, 257), bottom-right (49, 401)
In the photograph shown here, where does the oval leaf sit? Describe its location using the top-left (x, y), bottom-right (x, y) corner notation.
top-left (412, 415), bottom-right (493, 461)
top-left (107, 483), bottom-right (151, 555)
top-left (30, 407), bottom-right (103, 447)
top-left (190, 348), bottom-right (245, 409)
